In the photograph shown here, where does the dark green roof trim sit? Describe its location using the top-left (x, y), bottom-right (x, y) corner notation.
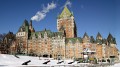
top-left (96, 39), bottom-right (103, 45)
top-left (22, 19), bottom-right (29, 27)
top-left (90, 36), bottom-right (95, 43)
top-left (53, 32), bottom-right (63, 37)
top-left (107, 33), bottom-right (116, 44)
top-left (65, 37), bottom-right (82, 44)
top-left (29, 30), bottom-right (64, 39)
top-left (102, 39), bottom-right (107, 44)
top-left (18, 20), bottom-right (29, 32)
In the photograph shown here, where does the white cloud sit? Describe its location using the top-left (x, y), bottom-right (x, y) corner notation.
top-left (31, 2), bottom-right (56, 21)
top-left (64, 0), bottom-right (72, 7)
top-left (61, 0), bottom-right (72, 9)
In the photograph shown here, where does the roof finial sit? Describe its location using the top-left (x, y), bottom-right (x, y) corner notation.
top-left (45, 28), bottom-right (46, 31)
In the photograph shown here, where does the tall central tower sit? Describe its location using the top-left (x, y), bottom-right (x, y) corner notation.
top-left (57, 6), bottom-right (77, 38)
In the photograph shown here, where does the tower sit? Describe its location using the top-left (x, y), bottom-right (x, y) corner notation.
top-left (96, 32), bottom-right (103, 44)
top-left (96, 32), bottom-right (102, 40)
top-left (57, 6), bottom-right (77, 38)
top-left (29, 20), bottom-right (35, 32)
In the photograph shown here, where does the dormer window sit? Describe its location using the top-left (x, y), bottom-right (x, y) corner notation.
top-left (58, 35), bottom-right (60, 38)
top-left (76, 39), bottom-right (80, 44)
top-left (68, 40), bottom-right (72, 45)
top-left (44, 32), bottom-right (47, 39)
top-left (38, 33), bottom-right (41, 39)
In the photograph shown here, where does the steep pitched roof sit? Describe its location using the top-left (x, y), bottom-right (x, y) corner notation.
top-left (107, 33), bottom-right (113, 40)
top-left (18, 19), bottom-right (29, 32)
top-left (97, 32), bottom-right (102, 38)
top-left (107, 33), bottom-right (116, 44)
top-left (4, 31), bottom-right (15, 40)
top-left (65, 37), bottom-right (82, 44)
top-left (22, 19), bottom-right (29, 27)
top-left (58, 6), bottom-right (73, 19)
top-left (83, 32), bottom-right (89, 38)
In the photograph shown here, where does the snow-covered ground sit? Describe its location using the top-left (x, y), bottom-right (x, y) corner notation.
top-left (0, 54), bottom-right (120, 67)
top-left (0, 54), bottom-right (77, 67)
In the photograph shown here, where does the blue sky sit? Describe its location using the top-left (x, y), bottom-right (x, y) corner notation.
top-left (0, 0), bottom-right (120, 49)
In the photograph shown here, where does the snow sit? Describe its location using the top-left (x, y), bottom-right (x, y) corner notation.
top-left (0, 54), bottom-right (77, 67)
top-left (0, 54), bottom-right (120, 67)
top-left (109, 63), bottom-right (120, 67)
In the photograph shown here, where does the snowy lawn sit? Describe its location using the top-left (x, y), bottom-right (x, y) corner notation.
top-left (0, 54), bottom-right (120, 67)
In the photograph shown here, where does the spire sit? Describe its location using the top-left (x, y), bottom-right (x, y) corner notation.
top-left (107, 33), bottom-right (114, 43)
top-left (44, 28), bottom-right (46, 31)
top-left (82, 32), bottom-right (90, 43)
top-left (18, 19), bottom-right (29, 32)
top-left (96, 32), bottom-right (102, 40)
top-left (97, 32), bottom-right (102, 37)
top-left (107, 33), bottom-right (113, 40)
top-left (107, 33), bottom-right (116, 45)
top-left (83, 32), bottom-right (89, 38)
top-left (58, 6), bottom-right (73, 18)
top-left (22, 19), bottom-right (29, 27)
top-left (30, 20), bottom-right (32, 26)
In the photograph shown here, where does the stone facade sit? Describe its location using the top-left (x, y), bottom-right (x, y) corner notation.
top-left (10, 6), bottom-right (119, 62)
top-left (57, 6), bottom-right (77, 38)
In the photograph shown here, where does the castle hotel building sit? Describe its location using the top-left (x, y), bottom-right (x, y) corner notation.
top-left (10, 6), bottom-right (119, 62)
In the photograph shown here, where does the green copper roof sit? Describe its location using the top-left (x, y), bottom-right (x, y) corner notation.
top-left (22, 19), bottom-right (29, 27)
top-left (34, 30), bottom-right (53, 38)
top-left (29, 29), bottom-right (64, 39)
top-left (107, 33), bottom-right (116, 44)
top-left (58, 6), bottom-right (73, 19)
top-left (65, 37), bottom-right (82, 44)
top-left (18, 20), bottom-right (29, 32)
top-left (53, 32), bottom-right (63, 37)
top-left (96, 39), bottom-right (103, 45)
